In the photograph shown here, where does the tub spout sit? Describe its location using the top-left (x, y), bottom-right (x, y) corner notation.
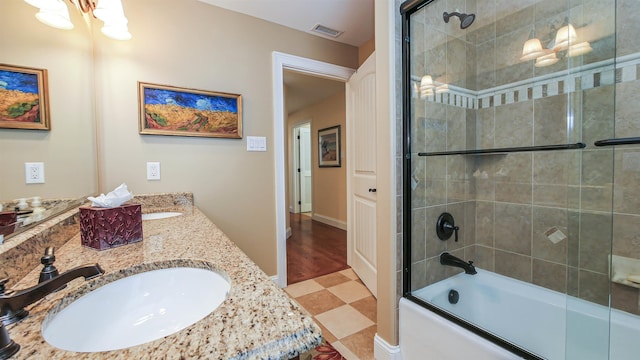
top-left (440, 252), bottom-right (477, 275)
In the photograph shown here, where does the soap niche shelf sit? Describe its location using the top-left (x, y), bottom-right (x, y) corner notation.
top-left (611, 255), bottom-right (640, 289)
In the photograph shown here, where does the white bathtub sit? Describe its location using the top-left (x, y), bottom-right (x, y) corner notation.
top-left (400, 269), bottom-right (640, 360)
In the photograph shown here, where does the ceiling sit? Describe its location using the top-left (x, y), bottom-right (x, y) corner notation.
top-left (198, 0), bottom-right (373, 114)
top-left (283, 71), bottom-right (345, 114)
top-left (197, 0), bottom-right (374, 47)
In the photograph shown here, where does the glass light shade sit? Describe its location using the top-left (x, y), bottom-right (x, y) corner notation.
top-left (520, 37), bottom-right (546, 62)
top-left (553, 23), bottom-right (577, 51)
top-left (35, 2), bottom-right (73, 30)
top-left (420, 88), bottom-right (434, 98)
top-left (412, 82), bottom-right (419, 98)
top-left (535, 52), bottom-right (559, 67)
top-left (101, 21), bottom-right (132, 40)
top-left (567, 41), bottom-right (592, 57)
top-left (435, 84), bottom-right (449, 93)
top-left (420, 75), bottom-right (434, 90)
top-left (93, 0), bottom-right (126, 23)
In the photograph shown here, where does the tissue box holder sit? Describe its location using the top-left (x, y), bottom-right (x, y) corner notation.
top-left (80, 204), bottom-right (143, 250)
top-left (0, 212), bottom-right (18, 237)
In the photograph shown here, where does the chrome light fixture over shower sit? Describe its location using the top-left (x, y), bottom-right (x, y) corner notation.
top-left (443, 11), bottom-right (475, 29)
top-left (24, 0), bottom-right (132, 40)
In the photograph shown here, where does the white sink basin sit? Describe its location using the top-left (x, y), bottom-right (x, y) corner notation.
top-left (141, 212), bottom-right (182, 221)
top-left (42, 267), bottom-right (230, 352)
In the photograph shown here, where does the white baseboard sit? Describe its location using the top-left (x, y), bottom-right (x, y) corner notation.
top-left (311, 213), bottom-right (347, 230)
top-left (374, 334), bottom-right (402, 360)
top-left (286, 227), bottom-right (292, 239)
top-left (270, 275), bottom-right (282, 287)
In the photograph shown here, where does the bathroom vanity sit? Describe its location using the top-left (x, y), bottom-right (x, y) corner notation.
top-left (1, 193), bottom-right (321, 359)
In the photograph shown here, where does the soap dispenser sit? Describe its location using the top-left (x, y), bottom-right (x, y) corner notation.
top-left (30, 197), bottom-right (45, 221)
top-left (15, 199), bottom-right (28, 211)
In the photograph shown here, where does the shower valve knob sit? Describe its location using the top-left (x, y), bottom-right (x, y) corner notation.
top-left (436, 212), bottom-right (459, 242)
top-left (444, 223), bottom-right (460, 242)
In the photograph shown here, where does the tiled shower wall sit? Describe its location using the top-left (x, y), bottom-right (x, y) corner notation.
top-left (408, 0), bottom-right (640, 314)
top-left (610, 0), bottom-right (640, 314)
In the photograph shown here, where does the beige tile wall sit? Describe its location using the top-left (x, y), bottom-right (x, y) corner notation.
top-left (406, 0), bottom-right (640, 315)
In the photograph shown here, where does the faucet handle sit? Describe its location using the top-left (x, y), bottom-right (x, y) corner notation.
top-left (0, 278), bottom-right (9, 295)
top-left (0, 321), bottom-right (20, 359)
top-left (40, 247), bottom-right (56, 266)
top-left (0, 278), bottom-right (15, 298)
top-left (39, 247), bottom-right (65, 291)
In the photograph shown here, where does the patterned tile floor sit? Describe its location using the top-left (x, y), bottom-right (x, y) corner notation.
top-left (285, 268), bottom-right (376, 360)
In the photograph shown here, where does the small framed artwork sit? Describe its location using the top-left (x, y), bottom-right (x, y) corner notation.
top-left (138, 82), bottom-right (242, 138)
top-left (318, 125), bottom-right (341, 167)
top-left (0, 64), bottom-right (50, 130)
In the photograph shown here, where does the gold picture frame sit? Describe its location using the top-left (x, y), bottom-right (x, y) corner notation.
top-left (0, 64), bottom-right (50, 130)
top-left (138, 82), bottom-right (242, 138)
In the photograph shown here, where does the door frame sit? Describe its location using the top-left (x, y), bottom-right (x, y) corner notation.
top-left (291, 122), bottom-right (312, 214)
top-left (272, 51), bottom-right (355, 287)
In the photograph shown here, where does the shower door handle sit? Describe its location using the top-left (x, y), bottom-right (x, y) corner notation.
top-left (594, 137), bottom-right (640, 147)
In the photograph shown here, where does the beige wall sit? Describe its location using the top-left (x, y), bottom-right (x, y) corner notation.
top-left (376, 0), bottom-right (398, 347)
top-left (93, 0), bottom-right (358, 275)
top-left (0, 0), bottom-right (97, 202)
top-left (287, 91), bottom-right (347, 225)
top-left (359, 37), bottom-right (376, 66)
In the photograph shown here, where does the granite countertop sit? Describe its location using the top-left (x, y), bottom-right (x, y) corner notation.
top-left (5, 200), bottom-right (321, 359)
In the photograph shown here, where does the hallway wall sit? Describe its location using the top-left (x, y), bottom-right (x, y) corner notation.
top-left (287, 91), bottom-right (347, 228)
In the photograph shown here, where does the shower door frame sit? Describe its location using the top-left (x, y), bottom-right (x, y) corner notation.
top-left (400, 1), bottom-right (546, 358)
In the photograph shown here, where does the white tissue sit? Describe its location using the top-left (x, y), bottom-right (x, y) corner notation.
top-left (87, 183), bottom-right (133, 208)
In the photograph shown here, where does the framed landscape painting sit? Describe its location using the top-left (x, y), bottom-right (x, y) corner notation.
top-left (0, 64), bottom-right (50, 130)
top-left (138, 82), bottom-right (242, 138)
top-left (318, 125), bottom-right (341, 167)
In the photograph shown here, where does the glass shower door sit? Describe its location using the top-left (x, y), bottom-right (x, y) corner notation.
top-left (401, 0), bottom-right (638, 358)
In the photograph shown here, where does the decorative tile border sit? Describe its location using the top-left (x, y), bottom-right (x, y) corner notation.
top-left (413, 52), bottom-right (640, 110)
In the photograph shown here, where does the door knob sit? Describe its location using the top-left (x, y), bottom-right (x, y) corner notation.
top-left (368, 188), bottom-right (377, 193)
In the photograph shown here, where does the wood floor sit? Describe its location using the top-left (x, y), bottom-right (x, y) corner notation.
top-left (286, 213), bottom-right (349, 285)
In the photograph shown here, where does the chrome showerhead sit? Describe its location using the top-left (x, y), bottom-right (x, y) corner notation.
top-left (443, 11), bottom-right (476, 29)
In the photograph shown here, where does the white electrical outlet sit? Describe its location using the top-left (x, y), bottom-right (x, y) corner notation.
top-left (147, 162), bottom-right (161, 180)
top-left (25, 162), bottom-right (45, 184)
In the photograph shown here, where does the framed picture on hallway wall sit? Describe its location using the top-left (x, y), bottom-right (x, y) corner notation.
top-left (138, 82), bottom-right (242, 138)
top-left (318, 125), bottom-right (341, 167)
top-left (0, 64), bottom-right (50, 130)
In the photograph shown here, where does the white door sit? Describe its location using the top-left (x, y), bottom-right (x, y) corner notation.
top-left (346, 52), bottom-right (377, 297)
top-left (299, 125), bottom-right (312, 212)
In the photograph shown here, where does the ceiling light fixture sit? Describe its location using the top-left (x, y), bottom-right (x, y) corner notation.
top-left (553, 22), bottom-right (577, 51)
top-left (24, 0), bottom-right (132, 40)
top-left (417, 74), bottom-right (449, 99)
top-left (420, 75), bottom-right (434, 90)
top-left (520, 30), bottom-right (546, 62)
top-left (520, 18), bottom-right (591, 67)
top-left (535, 52), bottom-right (559, 67)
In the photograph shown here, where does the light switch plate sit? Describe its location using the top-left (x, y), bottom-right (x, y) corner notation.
top-left (147, 162), bottom-right (161, 180)
top-left (25, 162), bottom-right (45, 184)
top-left (246, 136), bottom-right (267, 152)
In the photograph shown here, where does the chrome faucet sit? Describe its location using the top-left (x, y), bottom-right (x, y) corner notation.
top-left (440, 252), bottom-right (477, 275)
top-left (0, 263), bottom-right (104, 325)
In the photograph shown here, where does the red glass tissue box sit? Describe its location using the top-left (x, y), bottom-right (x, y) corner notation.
top-left (79, 204), bottom-right (143, 250)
